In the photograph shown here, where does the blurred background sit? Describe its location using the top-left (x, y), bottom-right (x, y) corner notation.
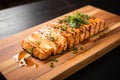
top-left (0, 0), bottom-right (41, 9)
top-left (0, 0), bottom-right (120, 15)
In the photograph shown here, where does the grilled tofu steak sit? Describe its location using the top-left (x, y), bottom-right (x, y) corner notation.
top-left (21, 12), bottom-right (106, 60)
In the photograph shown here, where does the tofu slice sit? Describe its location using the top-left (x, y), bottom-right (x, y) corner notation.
top-left (65, 27), bottom-right (76, 48)
top-left (84, 25), bottom-right (90, 39)
top-left (97, 19), bottom-right (106, 31)
top-left (89, 22), bottom-right (96, 36)
top-left (30, 31), bottom-right (58, 55)
top-left (79, 27), bottom-right (86, 42)
top-left (21, 38), bottom-right (49, 60)
top-left (71, 28), bottom-right (80, 45)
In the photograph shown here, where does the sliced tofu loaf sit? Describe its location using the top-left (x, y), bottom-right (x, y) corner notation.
top-left (21, 12), bottom-right (106, 60)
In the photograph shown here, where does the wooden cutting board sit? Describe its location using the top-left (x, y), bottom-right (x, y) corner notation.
top-left (0, 5), bottom-right (120, 80)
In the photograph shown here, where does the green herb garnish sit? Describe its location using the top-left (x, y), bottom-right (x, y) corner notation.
top-left (47, 31), bottom-right (56, 42)
top-left (50, 62), bottom-right (54, 68)
top-left (48, 31), bottom-right (52, 37)
top-left (50, 58), bottom-right (58, 68)
top-left (72, 46), bottom-right (78, 54)
top-left (29, 48), bottom-right (33, 55)
top-left (66, 12), bottom-right (90, 28)
top-left (60, 25), bottom-right (67, 32)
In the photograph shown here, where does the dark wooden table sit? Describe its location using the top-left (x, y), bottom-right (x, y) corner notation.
top-left (0, 0), bottom-right (120, 80)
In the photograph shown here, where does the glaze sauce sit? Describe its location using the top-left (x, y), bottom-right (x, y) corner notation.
top-left (13, 50), bottom-right (39, 68)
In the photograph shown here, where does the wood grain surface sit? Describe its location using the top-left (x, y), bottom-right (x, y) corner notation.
top-left (0, 5), bottom-right (120, 80)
